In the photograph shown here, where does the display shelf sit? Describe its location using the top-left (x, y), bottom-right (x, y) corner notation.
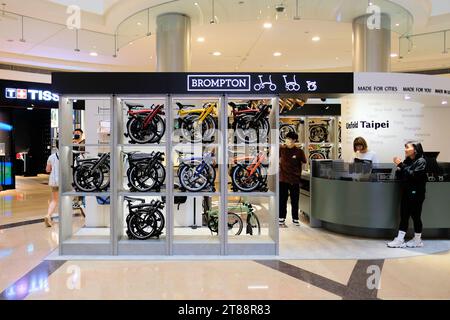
top-left (119, 237), bottom-right (166, 243)
top-left (226, 191), bottom-right (276, 197)
top-left (66, 144), bottom-right (111, 147)
top-left (62, 191), bottom-right (111, 197)
top-left (172, 142), bottom-right (220, 148)
top-left (173, 191), bottom-right (220, 197)
top-left (119, 191), bottom-right (167, 197)
top-left (118, 143), bottom-right (166, 148)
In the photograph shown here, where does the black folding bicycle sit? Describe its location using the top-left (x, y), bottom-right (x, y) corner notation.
top-left (72, 152), bottom-right (110, 192)
top-left (124, 151), bottom-right (166, 192)
top-left (230, 102), bottom-right (271, 144)
top-left (125, 196), bottom-right (165, 240)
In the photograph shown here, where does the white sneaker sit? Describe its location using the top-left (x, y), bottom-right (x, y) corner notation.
top-left (387, 237), bottom-right (406, 248)
top-left (293, 220), bottom-right (300, 226)
top-left (406, 238), bottom-right (424, 248)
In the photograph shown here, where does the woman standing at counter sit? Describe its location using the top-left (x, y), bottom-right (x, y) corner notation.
top-left (353, 137), bottom-right (378, 163)
top-left (388, 142), bottom-right (427, 248)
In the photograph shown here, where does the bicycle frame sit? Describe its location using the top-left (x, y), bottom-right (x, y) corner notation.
top-left (127, 104), bottom-right (165, 129)
top-left (232, 152), bottom-right (266, 176)
top-left (177, 103), bottom-right (217, 122)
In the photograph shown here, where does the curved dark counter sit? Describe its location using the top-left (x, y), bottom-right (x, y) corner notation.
top-left (310, 172), bottom-right (450, 238)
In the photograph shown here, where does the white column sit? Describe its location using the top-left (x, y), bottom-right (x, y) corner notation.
top-left (156, 13), bottom-right (191, 72)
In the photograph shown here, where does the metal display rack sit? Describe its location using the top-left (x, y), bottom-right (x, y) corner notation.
top-left (58, 95), bottom-right (279, 256)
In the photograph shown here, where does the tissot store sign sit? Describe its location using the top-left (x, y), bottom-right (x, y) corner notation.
top-left (52, 72), bottom-right (354, 95)
top-left (0, 80), bottom-right (59, 108)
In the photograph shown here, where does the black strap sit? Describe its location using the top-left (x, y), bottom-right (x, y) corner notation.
top-left (56, 153), bottom-right (59, 160)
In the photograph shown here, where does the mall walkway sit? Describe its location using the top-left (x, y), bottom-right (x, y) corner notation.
top-left (1, 176), bottom-right (449, 300)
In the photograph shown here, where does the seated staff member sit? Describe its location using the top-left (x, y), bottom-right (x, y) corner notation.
top-left (353, 137), bottom-right (378, 163)
top-left (279, 132), bottom-right (307, 227)
top-left (388, 142), bottom-right (427, 248)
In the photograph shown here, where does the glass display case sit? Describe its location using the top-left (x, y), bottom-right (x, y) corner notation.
top-left (59, 97), bottom-right (113, 255)
top-left (59, 95), bottom-right (279, 256)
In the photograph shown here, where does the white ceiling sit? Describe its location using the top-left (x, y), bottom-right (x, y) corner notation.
top-left (47, 0), bottom-right (120, 15)
top-left (431, 0), bottom-right (450, 16)
top-left (0, 0), bottom-right (448, 73)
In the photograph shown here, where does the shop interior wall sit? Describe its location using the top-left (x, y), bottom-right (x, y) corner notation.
top-left (12, 108), bottom-right (51, 176)
top-left (341, 96), bottom-right (450, 163)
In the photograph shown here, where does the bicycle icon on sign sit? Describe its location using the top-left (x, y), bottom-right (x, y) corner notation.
top-left (283, 75), bottom-right (300, 91)
top-left (254, 75), bottom-right (277, 91)
top-left (306, 81), bottom-right (318, 91)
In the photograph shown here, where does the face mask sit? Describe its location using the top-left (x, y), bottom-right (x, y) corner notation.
top-left (74, 134), bottom-right (81, 139)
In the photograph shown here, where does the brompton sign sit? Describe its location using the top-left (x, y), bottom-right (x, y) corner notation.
top-left (187, 74), bottom-right (320, 93)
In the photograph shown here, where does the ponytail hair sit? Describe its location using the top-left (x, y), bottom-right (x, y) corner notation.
top-left (405, 141), bottom-right (424, 158)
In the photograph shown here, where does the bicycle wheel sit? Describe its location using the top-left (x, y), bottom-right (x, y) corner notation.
top-left (235, 115), bottom-right (268, 143)
top-left (231, 165), bottom-right (262, 192)
top-left (127, 210), bottom-right (157, 240)
top-left (180, 114), bottom-right (203, 143)
top-left (246, 214), bottom-right (261, 236)
top-left (148, 115), bottom-right (166, 144)
top-left (227, 212), bottom-right (243, 235)
top-left (97, 164), bottom-right (110, 191)
top-left (127, 116), bottom-right (156, 144)
top-left (202, 115), bottom-right (216, 142)
top-left (128, 163), bottom-right (158, 192)
top-left (73, 162), bottom-right (104, 192)
top-left (280, 124), bottom-right (295, 143)
top-left (179, 163), bottom-right (214, 192)
top-left (309, 125), bottom-right (327, 142)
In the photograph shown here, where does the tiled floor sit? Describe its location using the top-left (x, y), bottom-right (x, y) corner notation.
top-left (1, 175), bottom-right (449, 300)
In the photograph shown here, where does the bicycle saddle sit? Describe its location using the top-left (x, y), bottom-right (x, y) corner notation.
top-left (176, 102), bottom-right (196, 109)
top-left (175, 150), bottom-right (195, 156)
top-left (128, 153), bottom-right (155, 161)
top-left (124, 196), bottom-right (145, 204)
top-left (125, 102), bottom-right (146, 110)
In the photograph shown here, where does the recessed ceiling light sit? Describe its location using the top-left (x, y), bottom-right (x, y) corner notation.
top-left (212, 51), bottom-right (221, 56)
top-left (395, 23), bottom-right (400, 27)
top-left (27, 107), bottom-right (33, 111)
top-left (369, 2), bottom-right (373, 5)
top-left (404, 95), bottom-right (411, 100)
top-left (89, 52), bottom-right (98, 57)
top-left (273, 52), bottom-right (282, 57)
top-left (194, 2), bottom-right (198, 5)
top-left (312, 36), bottom-right (320, 42)
top-left (390, 53), bottom-right (398, 58)
top-left (442, 101), bottom-right (448, 105)
top-left (263, 22), bottom-right (272, 29)
top-left (129, 42), bottom-right (133, 45)
top-left (197, 37), bottom-right (205, 42)
top-left (137, 22), bottom-right (142, 26)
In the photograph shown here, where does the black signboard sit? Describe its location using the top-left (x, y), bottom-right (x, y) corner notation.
top-left (0, 79), bottom-right (59, 109)
top-left (52, 72), bottom-right (354, 95)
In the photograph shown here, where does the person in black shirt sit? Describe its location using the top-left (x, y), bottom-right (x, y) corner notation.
top-left (279, 132), bottom-right (307, 227)
top-left (388, 142), bottom-right (427, 248)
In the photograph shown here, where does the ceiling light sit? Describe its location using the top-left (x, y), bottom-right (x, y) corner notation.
top-left (395, 23), bottom-right (400, 27)
top-left (197, 37), bottom-right (205, 42)
top-left (263, 22), bottom-right (272, 29)
top-left (404, 95), bottom-right (411, 100)
top-left (89, 52), bottom-right (98, 57)
top-left (212, 51), bottom-right (221, 56)
top-left (129, 42), bottom-right (133, 45)
top-left (312, 36), bottom-right (320, 42)
top-left (390, 53), bottom-right (398, 58)
top-left (27, 107), bottom-right (33, 111)
top-left (273, 52), bottom-right (282, 57)
top-left (137, 22), bottom-right (142, 26)
top-left (194, 2), bottom-right (198, 5)
top-left (442, 101), bottom-right (448, 105)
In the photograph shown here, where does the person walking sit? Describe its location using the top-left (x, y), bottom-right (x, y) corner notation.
top-left (279, 131), bottom-right (307, 227)
top-left (388, 142), bottom-right (427, 248)
top-left (44, 140), bottom-right (59, 227)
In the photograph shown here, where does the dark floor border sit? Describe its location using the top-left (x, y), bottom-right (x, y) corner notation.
top-left (256, 259), bottom-right (385, 300)
top-left (0, 213), bottom-right (82, 230)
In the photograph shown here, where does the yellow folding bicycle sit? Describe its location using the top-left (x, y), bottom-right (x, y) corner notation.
top-left (175, 102), bottom-right (217, 142)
